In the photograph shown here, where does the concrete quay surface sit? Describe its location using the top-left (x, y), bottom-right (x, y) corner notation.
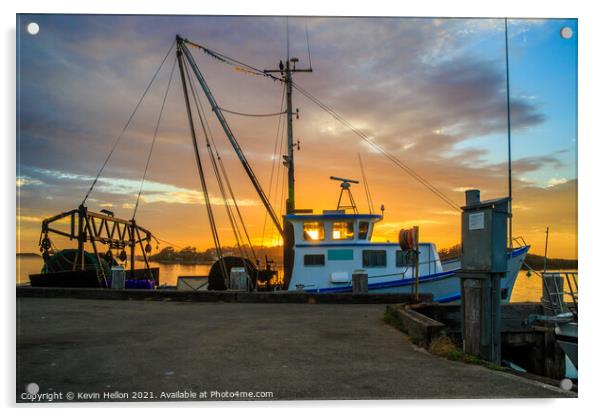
top-left (16, 297), bottom-right (575, 401)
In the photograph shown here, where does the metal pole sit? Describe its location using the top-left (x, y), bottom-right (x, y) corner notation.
top-left (414, 226), bottom-right (420, 301)
top-left (505, 18), bottom-right (513, 249)
top-left (285, 62), bottom-right (295, 213)
top-left (543, 226), bottom-right (550, 272)
top-left (130, 219), bottom-right (136, 277)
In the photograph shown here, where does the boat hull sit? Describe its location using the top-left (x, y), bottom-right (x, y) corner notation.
top-left (304, 246), bottom-right (529, 303)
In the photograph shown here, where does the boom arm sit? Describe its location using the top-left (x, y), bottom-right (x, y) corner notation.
top-left (176, 35), bottom-right (284, 237)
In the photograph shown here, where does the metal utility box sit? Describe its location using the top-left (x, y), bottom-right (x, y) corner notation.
top-left (461, 190), bottom-right (509, 273)
top-left (110, 266), bottom-right (126, 289)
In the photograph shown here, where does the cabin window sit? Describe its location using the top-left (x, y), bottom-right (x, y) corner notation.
top-left (332, 221), bottom-right (354, 240)
top-left (358, 221), bottom-right (370, 239)
top-left (362, 250), bottom-right (387, 267)
top-left (304, 254), bottom-right (325, 266)
top-left (303, 222), bottom-right (324, 241)
top-left (396, 250), bottom-right (412, 267)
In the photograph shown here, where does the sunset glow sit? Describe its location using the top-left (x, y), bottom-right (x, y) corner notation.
top-left (17, 15), bottom-right (577, 259)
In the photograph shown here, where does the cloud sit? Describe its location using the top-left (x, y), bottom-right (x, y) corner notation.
top-left (546, 177), bottom-right (568, 188)
top-left (15, 15), bottom-right (576, 255)
top-left (16, 176), bottom-right (43, 187)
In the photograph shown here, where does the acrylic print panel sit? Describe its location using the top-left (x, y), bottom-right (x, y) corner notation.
top-left (16, 14), bottom-right (577, 402)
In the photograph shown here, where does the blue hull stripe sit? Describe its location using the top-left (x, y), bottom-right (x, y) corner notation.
top-left (303, 246), bottom-right (529, 295)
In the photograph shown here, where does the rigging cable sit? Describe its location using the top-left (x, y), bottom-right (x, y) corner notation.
top-left (181, 37), bottom-right (459, 212)
top-left (186, 61), bottom-right (248, 261)
top-left (184, 39), bottom-right (281, 82)
top-left (305, 22), bottom-right (313, 69)
top-left (132, 55), bottom-right (178, 219)
top-left (185, 59), bottom-right (258, 264)
top-left (82, 40), bottom-right (176, 205)
top-left (185, 54), bottom-right (258, 262)
top-left (261, 84), bottom-right (287, 246)
top-left (219, 107), bottom-right (286, 118)
top-left (178, 48), bottom-right (229, 282)
top-left (292, 82), bottom-right (461, 212)
top-left (358, 153), bottom-right (375, 214)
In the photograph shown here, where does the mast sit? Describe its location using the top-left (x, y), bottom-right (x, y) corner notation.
top-left (505, 18), bottom-right (513, 249)
top-left (265, 58), bottom-right (312, 213)
top-left (176, 35), bottom-right (284, 236)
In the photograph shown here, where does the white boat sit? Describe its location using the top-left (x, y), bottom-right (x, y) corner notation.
top-left (170, 37), bottom-right (529, 300)
top-left (283, 188), bottom-right (529, 302)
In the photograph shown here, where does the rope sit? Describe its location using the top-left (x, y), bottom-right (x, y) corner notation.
top-left (132, 56), bottom-right (177, 219)
top-left (185, 39), bottom-right (281, 82)
top-left (186, 62), bottom-right (248, 261)
top-left (358, 153), bottom-right (374, 214)
top-left (305, 23), bottom-right (313, 69)
top-left (153, 236), bottom-right (186, 251)
top-left (292, 82), bottom-right (461, 212)
top-left (261, 84), bottom-right (287, 246)
top-left (82, 40), bottom-right (175, 205)
top-left (180, 54), bottom-right (229, 282)
top-left (219, 107), bottom-right (286, 118)
top-left (187, 65), bottom-right (258, 263)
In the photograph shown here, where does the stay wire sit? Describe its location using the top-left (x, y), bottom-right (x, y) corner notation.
top-left (82, 40), bottom-right (175, 205)
top-left (184, 60), bottom-right (246, 260)
top-left (186, 59), bottom-right (258, 264)
top-left (292, 82), bottom-right (461, 212)
top-left (261, 84), bottom-right (287, 246)
top-left (132, 55), bottom-right (177, 219)
top-left (218, 107), bottom-right (286, 118)
top-left (188, 69), bottom-right (257, 262)
top-left (181, 57), bottom-right (228, 280)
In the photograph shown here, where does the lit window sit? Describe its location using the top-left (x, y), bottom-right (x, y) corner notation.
top-left (358, 221), bottom-right (370, 240)
top-left (303, 222), bottom-right (324, 241)
top-left (332, 221), bottom-right (354, 240)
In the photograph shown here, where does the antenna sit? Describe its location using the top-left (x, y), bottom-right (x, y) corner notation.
top-left (305, 23), bottom-right (313, 70)
top-left (286, 17), bottom-right (290, 61)
top-left (330, 176), bottom-right (360, 214)
top-left (330, 176), bottom-right (359, 184)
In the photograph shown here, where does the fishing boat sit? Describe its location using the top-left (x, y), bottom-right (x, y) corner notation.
top-left (282, 178), bottom-right (529, 302)
top-left (167, 36), bottom-right (531, 300)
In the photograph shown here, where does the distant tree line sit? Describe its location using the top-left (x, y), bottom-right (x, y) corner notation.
top-left (522, 253), bottom-right (577, 271)
top-left (437, 244), bottom-right (577, 270)
top-left (149, 245), bottom-right (284, 266)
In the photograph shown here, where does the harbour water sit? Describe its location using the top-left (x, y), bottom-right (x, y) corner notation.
top-left (16, 255), bottom-right (572, 302)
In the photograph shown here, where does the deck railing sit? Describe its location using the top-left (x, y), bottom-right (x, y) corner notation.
top-left (541, 271), bottom-right (578, 318)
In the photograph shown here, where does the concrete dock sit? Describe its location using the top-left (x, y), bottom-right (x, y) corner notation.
top-left (16, 297), bottom-right (575, 401)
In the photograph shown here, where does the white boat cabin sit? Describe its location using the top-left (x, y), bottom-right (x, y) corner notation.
top-left (285, 209), bottom-right (444, 292)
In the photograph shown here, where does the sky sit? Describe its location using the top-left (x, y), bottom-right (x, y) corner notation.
top-left (16, 15), bottom-right (577, 259)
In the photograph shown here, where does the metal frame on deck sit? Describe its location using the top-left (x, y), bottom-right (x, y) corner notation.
top-left (39, 204), bottom-right (153, 287)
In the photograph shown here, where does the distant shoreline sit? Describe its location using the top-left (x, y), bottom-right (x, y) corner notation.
top-left (16, 253), bottom-right (41, 258)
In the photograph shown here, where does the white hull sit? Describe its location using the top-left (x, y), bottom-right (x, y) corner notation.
top-left (299, 246), bottom-right (528, 303)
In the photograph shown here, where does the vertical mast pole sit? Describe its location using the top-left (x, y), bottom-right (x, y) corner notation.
top-left (505, 18), bottom-right (513, 249)
top-left (285, 62), bottom-right (295, 213)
